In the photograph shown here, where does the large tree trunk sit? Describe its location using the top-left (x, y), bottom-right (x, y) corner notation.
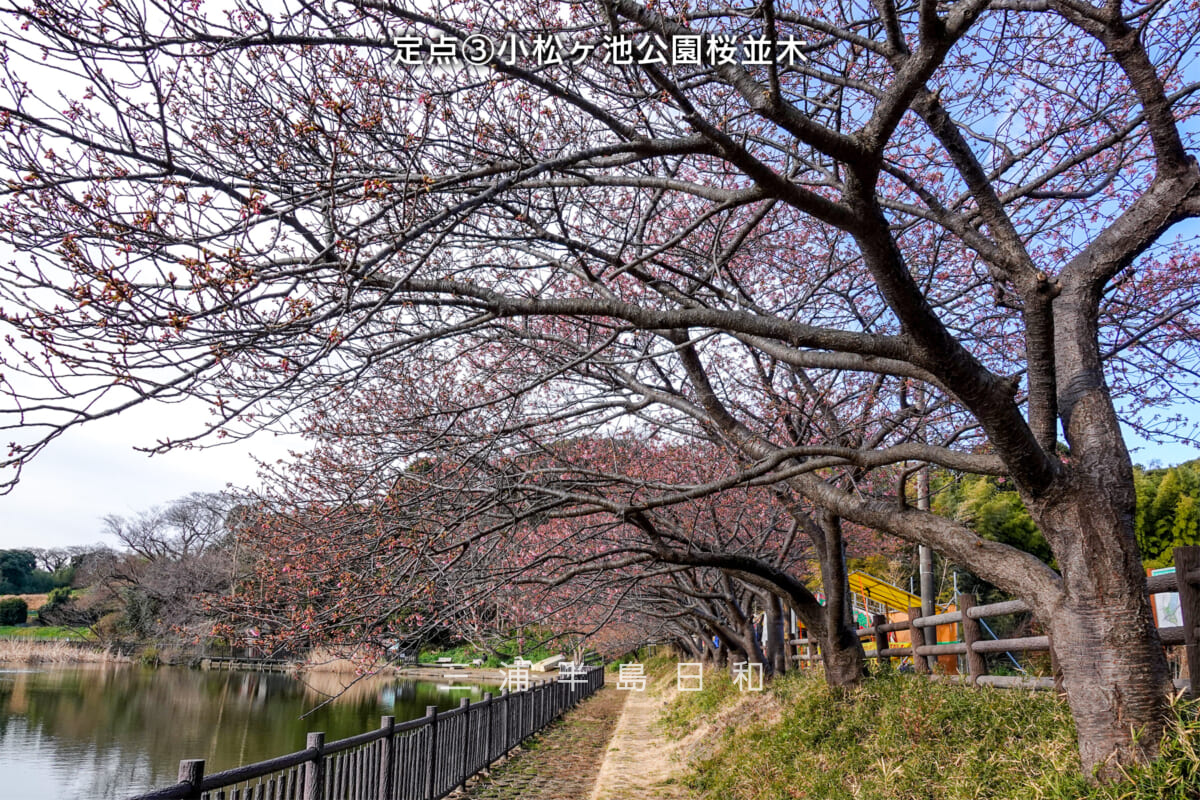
top-left (1048, 601), bottom-right (1169, 774)
top-left (1010, 304), bottom-right (1169, 773)
top-left (674, 636), bottom-right (702, 662)
top-left (1032, 483), bottom-right (1172, 776)
top-left (813, 511), bottom-right (867, 687)
top-left (735, 614), bottom-right (770, 674)
top-left (765, 594), bottom-right (787, 675)
top-left (714, 640), bottom-right (728, 668)
top-left (1033, 291), bottom-right (1174, 776)
top-left (817, 621), bottom-right (869, 689)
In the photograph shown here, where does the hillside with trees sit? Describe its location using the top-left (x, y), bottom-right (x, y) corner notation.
top-left (934, 461), bottom-right (1200, 572)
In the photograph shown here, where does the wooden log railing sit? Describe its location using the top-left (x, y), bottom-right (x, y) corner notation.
top-left (790, 546), bottom-right (1200, 695)
top-left (126, 666), bottom-right (605, 800)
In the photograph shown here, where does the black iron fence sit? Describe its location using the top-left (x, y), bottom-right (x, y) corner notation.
top-left (127, 666), bottom-right (605, 800)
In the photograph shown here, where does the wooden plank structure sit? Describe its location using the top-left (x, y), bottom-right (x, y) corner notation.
top-left (200, 657), bottom-right (295, 674)
top-left (790, 546), bottom-right (1200, 695)
top-left (125, 666), bottom-right (605, 800)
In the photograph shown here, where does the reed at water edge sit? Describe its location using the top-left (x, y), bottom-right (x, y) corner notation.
top-left (0, 637), bottom-right (130, 664)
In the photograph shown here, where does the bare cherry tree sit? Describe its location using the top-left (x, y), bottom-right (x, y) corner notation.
top-left (103, 492), bottom-right (235, 560)
top-left (0, 0), bottom-right (1198, 773)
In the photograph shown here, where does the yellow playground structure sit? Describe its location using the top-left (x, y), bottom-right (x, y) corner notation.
top-left (793, 571), bottom-right (961, 673)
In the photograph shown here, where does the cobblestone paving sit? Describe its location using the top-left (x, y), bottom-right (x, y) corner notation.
top-left (457, 687), bottom-right (627, 800)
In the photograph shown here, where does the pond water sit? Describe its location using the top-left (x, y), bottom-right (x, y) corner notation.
top-left (0, 664), bottom-right (497, 800)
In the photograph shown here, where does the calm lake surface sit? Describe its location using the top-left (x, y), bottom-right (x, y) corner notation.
top-left (0, 664), bottom-right (497, 800)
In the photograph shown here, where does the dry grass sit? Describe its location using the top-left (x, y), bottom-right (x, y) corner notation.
top-left (299, 645), bottom-right (389, 674)
top-left (1, 592), bottom-right (50, 611)
top-left (0, 637), bottom-right (129, 664)
top-left (297, 667), bottom-right (397, 705)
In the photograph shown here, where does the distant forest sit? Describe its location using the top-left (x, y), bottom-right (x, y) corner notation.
top-left (0, 548), bottom-right (78, 595)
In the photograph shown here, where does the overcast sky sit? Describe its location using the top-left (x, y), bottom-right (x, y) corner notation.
top-left (0, 401), bottom-right (300, 550)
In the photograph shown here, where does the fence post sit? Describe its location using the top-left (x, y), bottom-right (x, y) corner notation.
top-left (872, 613), bottom-right (888, 672)
top-left (458, 697), bottom-right (471, 791)
top-left (908, 607), bottom-right (929, 675)
top-left (178, 759), bottom-right (204, 800)
top-left (483, 692), bottom-right (495, 768)
top-left (377, 715), bottom-right (395, 800)
top-left (517, 687), bottom-right (525, 743)
top-left (537, 682), bottom-right (544, 728)
top-left (959, 594), bottom-right (987, 685)
top-left (303, 733), bottom-right (325, 800)
top-left (1174, 546), bottom-right (1200, 699)
top-left (423, 706), bottom-right (438, 800)
top-left (1045, 631), bottom-right (1065, 694)
top-left (502, 689), bottom-right (512, 752)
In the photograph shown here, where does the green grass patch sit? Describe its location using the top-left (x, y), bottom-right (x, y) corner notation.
top-left (0, 624), bottom-right (92, 639)
top-left (1064, 697), bottom-right (1200, 800)
top-left (660, 668), bottom-right (741, 737)
top-left (418, 640), bottom-right (558, 668)
top-left (670, 671), bottom-right (1200, 800)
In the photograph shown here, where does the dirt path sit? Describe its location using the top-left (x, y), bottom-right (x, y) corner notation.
top-left (589, 686), bottom-right (697, 800)
top-left (459, 686), bottom-right (627, 800)
top-left (457, 681), bottom-right (699, 800)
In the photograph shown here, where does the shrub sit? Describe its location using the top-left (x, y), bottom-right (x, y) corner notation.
top-left (45, 586), bottom-right (72, 606)
top-left (138, 644), bottom-right (162, 667)
top-left (36, 587), bottom-right (98, 627)
top-left (37, 587), bottom-right (72, 623)
top-left (0, 597), bottom-right (29, 625)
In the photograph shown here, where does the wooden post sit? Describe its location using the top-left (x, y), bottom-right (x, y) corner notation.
top-left (908, 607), bottom-right (929, 675)
top-left (178, 759), bottom-right (204, 800)
top-left (1174, 546), bottom-right (1200, 699)
top-left (423, 706), bottom-right (438, 800)
top-left (483, 693), bottom-right (495, 768)
top-left (377, 715), bottom-right (394, 800)
top-left (1045, 632), bottom-right (1065, 694)
top-left (303, 733), bottom-right (325, 800)
top-left (872, 613), bottom-right (889, 672)
top-left (959, 594), bottom-right (987, 685)
top-left (458, 697), bottom-right (471, 791)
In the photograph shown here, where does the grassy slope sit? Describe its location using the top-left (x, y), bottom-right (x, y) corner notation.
top-left (661, 669), bottom-right (1199, 800)
top-left (0, 624), bottom-right (92, 638)
top-left (419, 641), bottom-right (558, 668)
top-left (0, 593), bottom-right (91, 639)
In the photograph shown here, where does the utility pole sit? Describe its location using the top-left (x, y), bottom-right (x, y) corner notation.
top-left (918, 465), bottom-right (936, 668)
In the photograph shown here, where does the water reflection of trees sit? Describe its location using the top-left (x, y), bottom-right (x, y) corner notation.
top-left (295, 668), bottom-right (496, 710)
top-left (0, 666), bottom-right (497, 799)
